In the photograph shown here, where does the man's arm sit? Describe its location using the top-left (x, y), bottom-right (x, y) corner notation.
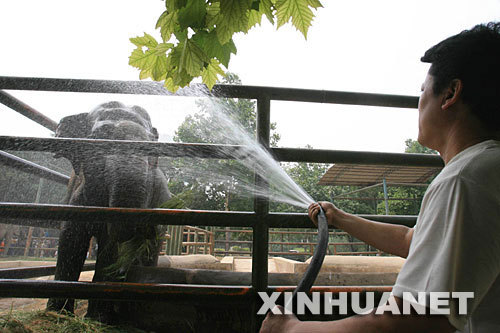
top-left (260, 298), bottom-right (456, 333)
top-left (309, 202), bottom-right (414, 258)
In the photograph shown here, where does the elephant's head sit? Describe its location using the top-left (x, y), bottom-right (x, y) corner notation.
top-left (54, 101), bottom-right (159, 172)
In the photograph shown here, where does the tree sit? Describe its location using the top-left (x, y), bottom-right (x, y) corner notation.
top-left (129, 0), bottom-right (323, 91)
top-left (167, 72), bottom-right (281, 212)
top-left (375, 139), bottom-right (438, 215)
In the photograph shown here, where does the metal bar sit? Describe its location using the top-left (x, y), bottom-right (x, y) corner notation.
top-left (0, 90), bottom-right (58, 131)
top-left (252, 95), bottom-right (271, 331)
top-left (0, 76), bottom-right (418, 109)
top-left (0, 279), bottom-right (254, 301)
top-left (333, 183), bottom-right (383, 198)
top-left (0, 150), bottom-right (69, 185)
top-left (0, 203), bottom-right (259, 228)
top-left (0, 136), bottom-right (244, 160)
top-left (0, 278), bottom-right (392, 300)
top-left (0, 136), bottom-right (445, 167)
top-left (272, 147), bottom-right (444, 167)
top-left (0, 263), bottom-right (95, 279)
top-left (383, 178), bottom-right (390, 215)
top-left (0, 203), bottom-right (417, 228)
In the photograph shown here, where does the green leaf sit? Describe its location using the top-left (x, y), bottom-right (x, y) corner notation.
top-left (192, 30), bottom-right (237, 68)
top-left (247, 9), bottom-right (263, 29)
top-left (260, 0), bottom-right (275, 24)
top-left (307, 0), bottom-right (323, 9)
top-left (151, 55), bottom-right (168, 81)
top-left (206, 2), bottom-right (221, 27)
top-left (129, 47), bottom-right (168, 81)
top-left (130, 33), bottom-right (159, 48)
top-left (164, 77), bottom-right (180, 92)
top-left (178, 40), bottom-right (209, 76)
top-left (217, 0), bottom-right (250, 43)
top-left (201, 59), bottom-right (226, 90)
top-left (156, 11), bottom-right (179, 42)
top-left (154, 43), bottom-right (174, 56)
top-left (178, 0), bottom-right (207, 29)
top-left (276, 0), bottom-right (314, 39)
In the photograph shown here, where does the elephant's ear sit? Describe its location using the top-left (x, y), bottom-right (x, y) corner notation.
top-left (54, 113), bottom-right (91, 174)
top-left (56, 113), bottom-right (91, 139)
top-left (151, 127), bottom-right (159, 141)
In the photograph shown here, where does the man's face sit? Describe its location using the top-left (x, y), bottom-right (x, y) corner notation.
top-left (417, 73), bottom-right (447, 151)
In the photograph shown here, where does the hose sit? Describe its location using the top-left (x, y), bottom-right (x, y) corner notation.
top-left (285, 205), bottom-right (329, 310)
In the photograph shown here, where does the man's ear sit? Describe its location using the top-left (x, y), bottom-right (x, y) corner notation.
top-left (441, 79), bottom-right (463, 110)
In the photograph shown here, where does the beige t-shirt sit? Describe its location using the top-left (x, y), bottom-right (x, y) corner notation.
top-left (393, 140), bottom-right (500, 332)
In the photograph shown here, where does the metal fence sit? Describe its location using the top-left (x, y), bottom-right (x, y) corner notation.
top-left (0, 76), bottom-right (444, 330)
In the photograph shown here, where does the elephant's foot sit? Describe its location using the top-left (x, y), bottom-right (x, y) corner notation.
top-left (85, 300), bottom-right (117, 324)
top-left (46, 298), bottom-right (75, 314)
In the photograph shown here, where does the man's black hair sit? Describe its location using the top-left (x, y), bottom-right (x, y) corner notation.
top-left (421, 22), bottom-right (500, 130)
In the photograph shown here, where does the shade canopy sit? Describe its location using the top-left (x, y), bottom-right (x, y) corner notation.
top-left (318, 163), bottom-right (442, 186)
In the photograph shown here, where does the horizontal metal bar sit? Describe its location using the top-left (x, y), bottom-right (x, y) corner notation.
top-left (267, 212), bottom-right (416, 228)
top-left (0, 263), bottom-right (95, 279)
top-left (0, 150), bottom-right (69, 185)
top-left (0, 90), bottom-right (58, 131)
top-left (0, 136), bottom-right (444, 167)
top-left (0, 76), bottom-right (418, 108)
top-left (0, 203), bottom-right (417, 228)
top-left (0, 278), bottom-right (392, 301)
top-left (272, 147), bottom-right (444, 167)
top-left (0, 203), bottom-right (258, 228)
top-left (0, 279), bottom-right (253, 301)
top-left (272, 286), bottom-right (393, 293)
top-left (0, 136), bottom-right (242, 160)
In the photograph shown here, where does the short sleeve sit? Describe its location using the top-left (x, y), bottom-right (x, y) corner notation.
top-left (392, 176), bottom-right (500, 331)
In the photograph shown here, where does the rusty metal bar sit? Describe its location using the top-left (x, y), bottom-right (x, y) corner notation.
top-left (0, 90), bottom-right (58, 131)
top-left (0, 279), bottom-right (254, 301)
top-left (0, 278), bottom-right (392, 300)
top-left (0, 76), bottom-right (418, 109)
top-left (0, 263), bottom-right (95, 279)
top-left (0, 150), bottom-right (69, 185)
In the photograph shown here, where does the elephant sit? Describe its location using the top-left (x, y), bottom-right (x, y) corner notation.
top-left (47, 101), bottom-right (171, 321)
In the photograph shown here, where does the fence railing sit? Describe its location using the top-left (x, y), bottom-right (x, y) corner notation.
top-left (0, 75), bottom-right (444, 330)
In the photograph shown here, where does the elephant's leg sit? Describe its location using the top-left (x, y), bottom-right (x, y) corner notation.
top-left (47, 221), bottom-right (92, 313)
top-left (85, 223), bottom-right (119, 323)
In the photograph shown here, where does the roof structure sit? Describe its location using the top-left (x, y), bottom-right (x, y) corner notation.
top-left (318, 164), bottom-right (442, 187)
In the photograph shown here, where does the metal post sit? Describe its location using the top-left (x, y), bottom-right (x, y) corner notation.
top-left (251, 95), bottom-right (270, 332)
top-left (382, 178), bottom-right (389, 215)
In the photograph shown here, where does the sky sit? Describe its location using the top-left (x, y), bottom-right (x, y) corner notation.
top-left (0, 0), bottom-right (499, 153)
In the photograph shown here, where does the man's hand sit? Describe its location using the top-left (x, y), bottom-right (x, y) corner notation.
top-left (260, 306), bottom-right (302, 333)
top-left (308, 201), bottom-right (342, 228)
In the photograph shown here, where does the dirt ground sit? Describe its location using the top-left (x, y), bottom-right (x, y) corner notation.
top-left (0, 271), bottom-right (95, 315)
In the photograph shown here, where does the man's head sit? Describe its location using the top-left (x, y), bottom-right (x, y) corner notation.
top-left (421, 22), bottom-right (500, 131)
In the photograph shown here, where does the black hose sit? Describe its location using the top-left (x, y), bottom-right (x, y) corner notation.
top-left (286, 205), bottom-right (329, 309)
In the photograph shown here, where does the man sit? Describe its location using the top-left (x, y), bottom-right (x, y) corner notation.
top-left (261, 22), bottom-right (500, 332)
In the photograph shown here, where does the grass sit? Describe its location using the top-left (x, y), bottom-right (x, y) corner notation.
top-left (0, 310), bottom-right (148, 333)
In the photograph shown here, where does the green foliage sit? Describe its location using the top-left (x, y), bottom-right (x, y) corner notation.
top-left (106, 195), bottom-right (189, 278)
top-left (404, 138), bottom-right (438, 154)
top-left (129, 0), bottom-right (323, 91)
